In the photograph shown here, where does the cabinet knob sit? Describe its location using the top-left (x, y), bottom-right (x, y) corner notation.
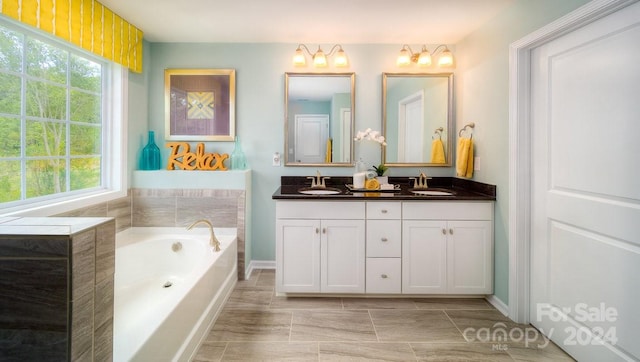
top-left (322, 228), bottom-right (327, 234)
top-left (381, 237), bottom-right (388, 242)
top-left (449, 228), bottom-right (454, 235)
top-left (381, 274), bottom-right (388, 279)
top-left (442, 229), bottom-right (447, 235)
top-left (381, 209), bottom-right (388, 214)
top-left (315, 228), bottom-right (319, 234)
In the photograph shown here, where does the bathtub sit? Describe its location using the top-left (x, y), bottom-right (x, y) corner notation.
top-left (113, 227), bottom-right (237, 362)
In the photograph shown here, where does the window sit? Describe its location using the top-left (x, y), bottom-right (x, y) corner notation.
top-left (0, 19), bottom-right (126, 215)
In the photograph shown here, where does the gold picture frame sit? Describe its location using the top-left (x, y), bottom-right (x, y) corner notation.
top-left (164, 68), bottom-right (236, 141)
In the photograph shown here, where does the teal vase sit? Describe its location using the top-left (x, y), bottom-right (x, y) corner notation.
top-left (230, 136), bottom-right (247, 170)
top-left (140, 131), bottom-right (161, 170)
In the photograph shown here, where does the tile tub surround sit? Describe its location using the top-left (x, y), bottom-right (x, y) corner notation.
top-left (0, 217), bottom-right (115, 361)
top-left (55, 184), bottom-right (250, 280)
top-left (56, 190), bottom-right (132, 233)
top-left (193, 269), bottom-right (576, 362)
top-left (131, 188), bottom-right (248, 279)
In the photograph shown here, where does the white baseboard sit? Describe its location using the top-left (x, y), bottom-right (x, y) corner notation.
top-left (486, 294), bottom-right (509, 317)
top-left (245, 260), bottom-right (275, 279)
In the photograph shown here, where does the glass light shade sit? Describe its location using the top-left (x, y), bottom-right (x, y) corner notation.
top-left (293, 48), bottom-right (306, 66)
top-left (334, 49), bottom-right (348, 67)
top-left (397, 48), bottom-right (411, 66)
top-left (313, 49), bottom-right (327, 67)
top-left (417, 50), bottom-right (432, 66)
top-left (438, 49), bottom-right (454, 67)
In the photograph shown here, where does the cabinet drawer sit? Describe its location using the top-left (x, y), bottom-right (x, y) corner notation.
top-left (366, 220), bottom-right (401, 257)
top-left (276, 201), bottom-right (365, 219)
top-left (366, 258), bottom-right (401, 294)
top-left (403, 201), bottom-right (493, 220)
top-left (366, 202), bottom-right (401, 219)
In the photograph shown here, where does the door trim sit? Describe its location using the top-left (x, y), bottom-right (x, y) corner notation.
top-left (508, 0), bottom-right (638, 324)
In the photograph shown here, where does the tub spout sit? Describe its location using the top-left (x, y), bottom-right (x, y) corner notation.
top-left (187, 219), bottom-right (221, 252)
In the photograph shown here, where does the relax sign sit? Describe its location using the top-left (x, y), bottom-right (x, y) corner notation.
top-left (166, 142), bottom-right (229, 171)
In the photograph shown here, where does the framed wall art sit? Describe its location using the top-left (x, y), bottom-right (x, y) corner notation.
top-left (164, 68), bottom-right (236, 141)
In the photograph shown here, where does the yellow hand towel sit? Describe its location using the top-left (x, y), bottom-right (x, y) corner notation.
top-left (430, 138), bottom-right (446, 164)
top-left (456, 137), bottom-right (474, 178)
top-left (324, 138), bottom-right (332, 163)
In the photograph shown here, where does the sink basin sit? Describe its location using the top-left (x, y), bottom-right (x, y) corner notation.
top-left (410, 188), bottom-right (456, 196)
top-left (298, 187), bottom-right (342, 195)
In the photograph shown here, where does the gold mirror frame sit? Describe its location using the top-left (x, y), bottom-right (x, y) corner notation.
top-left (284, 72), bottom-right (355, 167)
top-left (382, 72), bottom-right (454, 167)
top-left (164, 68), bottom-right (236, 141)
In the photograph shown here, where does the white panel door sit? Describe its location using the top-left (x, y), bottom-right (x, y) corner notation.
top-left (294, 114), bottom-right (329, 163)
top-left (321, 219), bottom-right (365, 293)
top-left (530, 2), bottom-right (640, 360)
top-left (397, 91), bottom-right (424, 162)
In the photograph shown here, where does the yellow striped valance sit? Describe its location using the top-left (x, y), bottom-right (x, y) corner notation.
top-left (1, 0), bottom-right (143, 73)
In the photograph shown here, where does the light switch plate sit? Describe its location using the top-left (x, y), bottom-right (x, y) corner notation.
top-left (474, 156), bottom-right (480, 171)
top-left (273, 152), bottom-right (281, 166)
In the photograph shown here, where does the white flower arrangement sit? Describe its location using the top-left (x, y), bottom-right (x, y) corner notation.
top-left (354, 128), bottom-right (387, 146)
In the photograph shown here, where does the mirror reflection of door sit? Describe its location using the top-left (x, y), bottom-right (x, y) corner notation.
top-left (398, 91), bottom-right (425, 162)
top-left (294, 114), bottom-right (329, 163)
top-left (339, 108), bottom-right (351, 163)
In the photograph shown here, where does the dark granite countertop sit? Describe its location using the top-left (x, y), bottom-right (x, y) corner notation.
top-left (272, 176), bottom-right (496, 201)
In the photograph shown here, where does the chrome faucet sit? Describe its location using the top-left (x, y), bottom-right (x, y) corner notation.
top-left (411, 170), bottom-right (432, 189)
top-left (307, 170), bottom-right (329, 189)
top-left (187, 219), bottom-right (221, 252)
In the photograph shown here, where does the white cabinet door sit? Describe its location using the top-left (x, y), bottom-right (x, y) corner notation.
top-left (321, 219), bottom-right (365, 293)
top-left (276, 219), bottom-right (321, 293)
top-left (402, 220), bottom-right (447, 293)
top-left (447, 220), bottom-right (493, 294)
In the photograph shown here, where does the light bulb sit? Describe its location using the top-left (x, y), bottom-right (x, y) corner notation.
top-left (313, 48), bottom-right (327, 67)
top-left (293, 47), bottom-right (306, 66)
top-left (397, 48), bottom-right (411, 66)
top-left (334, 49), bottom-right (348, 67)
top-left (438, 49), bottom-right (454, 67)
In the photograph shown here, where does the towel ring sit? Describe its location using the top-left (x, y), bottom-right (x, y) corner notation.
top-left (432, 127), bottom-right (443, 140)
top-left (458, 122), bottom-right (475, 138)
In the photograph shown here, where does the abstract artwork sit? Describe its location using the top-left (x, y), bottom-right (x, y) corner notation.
top-left (165, 69), bottom-right (236, 141)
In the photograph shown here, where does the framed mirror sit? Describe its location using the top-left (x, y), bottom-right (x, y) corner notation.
top-left (285, 73), bottom-right (355, 166)
top-left (382, 73), bottom-right (453, 166)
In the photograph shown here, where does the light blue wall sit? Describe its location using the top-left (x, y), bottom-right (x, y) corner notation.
top-left (455, 0), bottom-right (592, 305)
top-left (125, 0), bottom-right (591, 307)
top-left (131, 43), bottom-right (454, 262)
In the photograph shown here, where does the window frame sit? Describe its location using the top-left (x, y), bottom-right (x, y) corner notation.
top-left (0, 18), bottom-right (128, 216)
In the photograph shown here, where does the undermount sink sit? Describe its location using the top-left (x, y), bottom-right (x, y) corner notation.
top-left (298, 187), bottom-right (342, 195)
top-left (410, 188), bottom-right (456, 196)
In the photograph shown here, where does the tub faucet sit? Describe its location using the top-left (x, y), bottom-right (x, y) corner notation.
top-left (187, 219), bottom-right (221, 252)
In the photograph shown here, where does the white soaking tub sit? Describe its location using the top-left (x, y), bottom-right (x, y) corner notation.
top-left (113, 227), bottom-right (237, 361)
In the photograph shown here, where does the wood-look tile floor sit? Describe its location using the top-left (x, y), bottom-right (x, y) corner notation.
top-left (193, 270), bottom-right (575, 361)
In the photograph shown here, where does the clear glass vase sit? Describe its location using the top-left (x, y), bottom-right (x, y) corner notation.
top-left (140, 131), bottom-right (161, 170)
top-left (230, 136), bottom-right (247, 170)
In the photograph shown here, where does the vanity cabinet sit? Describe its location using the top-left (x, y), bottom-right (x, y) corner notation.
top-left (402, 202), bottom-right (494, 294)
top-left (276, 201), bottom-right (365, 293)
top-left (275, 199), bottom-right (493, 296)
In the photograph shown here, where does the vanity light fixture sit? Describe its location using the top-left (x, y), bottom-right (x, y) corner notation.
top-left (293, 44), bottom-right (349, 68)
top-left (396, 44), bottom-right (454, 68)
